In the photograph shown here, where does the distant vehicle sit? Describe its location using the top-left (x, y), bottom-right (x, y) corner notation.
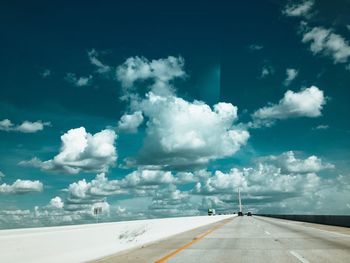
top-left (208, 208), bottom-right (216, 216)
top-left (247, 212), bottom-right (252, 216)
top-left (238, 211), bottom-right (243, 216)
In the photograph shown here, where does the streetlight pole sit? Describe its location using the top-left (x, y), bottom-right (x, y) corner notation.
top-left (238, 187), bottom-right (242, 214)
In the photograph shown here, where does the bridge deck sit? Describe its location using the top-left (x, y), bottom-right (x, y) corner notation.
top-left (93, 216), bottom-right (350, 263)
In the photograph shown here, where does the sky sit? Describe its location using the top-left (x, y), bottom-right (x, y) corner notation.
top-left (1, 0), bottom-right (350, 229)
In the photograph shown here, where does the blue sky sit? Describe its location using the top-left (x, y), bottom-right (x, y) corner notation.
top-left (1, 0), bottom-right (350, 228)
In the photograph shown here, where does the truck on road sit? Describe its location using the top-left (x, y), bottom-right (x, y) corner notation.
top-left (208, 208), bottom-right (216, 216)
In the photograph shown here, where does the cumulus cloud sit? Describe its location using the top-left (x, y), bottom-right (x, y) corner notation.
top-left (283, 0), bottom-right (314, 18)
top-left (117, 111), bottom-right (144, 133)
top-left (188, 147), bottom-right (342, 214)
top-left (262, 151), bottom-right (334, 173)
top-left (58, 169), bottom-right (200, 220)
top-left (116, 56), bottom-right (186, 97)
top-left (192, 162), bottom-right (326, 214)
top-left (62, 171), bottom-right (181, 218)
top-left (252, 86), bottom-right (326, 127)
top-left (20, 127), bottom-right (117, 174)
top-left (121, 169), bottom-right (175, 187)
top-left (16, 121), bottom-right (51, 133)
top-left (115, 56), bottom-right (250, 169)
top-left (88, 49), bottom-right (111, 74)
top-left (0, 179), bottom-right (43, 194)
top-left (67, 173), bottom-right (124, 201)
top-left (0, 196), bottom-right (111, 229)
top-left (49, 196), bottom-right (64, 209)
top-left (131, 94), bottom-right (249, 169)
top-left (148, 185), bottom-right (198, 217)
top-left (0, 119), bottom-right (50, 133)
top-left (175, 171), bottom-right (198, 184)
top-left (302, 26), bottom-right (350, 66)
top-left (0, 119), bottom-right (13, 131)
top-left (283, 68), bottom-right (298, 86)
top-left (65, 73), bottom-right (92, 87)
top-left (63, 175), bottom-right (112, 218)
top-left (193, 168), bottom-right (246, 195)
top-left (283, 1), bottom-right (350, 69)
top-left (200, 196), bottom-right (230, 212)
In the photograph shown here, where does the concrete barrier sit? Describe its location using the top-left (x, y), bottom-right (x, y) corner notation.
top-left (0, 215), bottom-right (234, 263)
top-left (258, 214), bottom-right (350, 228)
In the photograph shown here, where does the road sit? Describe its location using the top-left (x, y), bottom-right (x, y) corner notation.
top-left (93, 216), bottom-right (350, 263)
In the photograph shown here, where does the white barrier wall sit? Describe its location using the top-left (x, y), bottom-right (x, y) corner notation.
top-left (0, 215), bottom-right (234, 263)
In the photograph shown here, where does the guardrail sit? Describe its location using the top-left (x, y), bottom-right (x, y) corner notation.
top-left (258, 214), bottom-right (350, 228)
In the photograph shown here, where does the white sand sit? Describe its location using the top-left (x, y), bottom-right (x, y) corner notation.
top-left (0, 215), bottom-right (234, 263)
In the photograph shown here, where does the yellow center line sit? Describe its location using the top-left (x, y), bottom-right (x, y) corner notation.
top-left (154, 218), bottom-right (233, 263)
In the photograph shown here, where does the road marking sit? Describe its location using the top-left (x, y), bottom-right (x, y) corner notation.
top-left (258, 216), bottom-right (350, 238)
top-left (265, 231), bottom-right (271, 235)
top-left (154, 219), bottom-right (232, 263)
top-left (290, 250), bottom-right (310, 263)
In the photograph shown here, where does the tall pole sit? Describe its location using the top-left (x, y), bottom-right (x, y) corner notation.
top-left (238, 187), bottom-right (242, 213)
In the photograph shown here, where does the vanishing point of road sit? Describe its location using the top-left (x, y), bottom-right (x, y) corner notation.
top-left (93, 216), bottom-right (350, 263)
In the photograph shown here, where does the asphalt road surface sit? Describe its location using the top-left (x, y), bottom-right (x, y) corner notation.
top-left (93, 216), bottom-right (350, 263)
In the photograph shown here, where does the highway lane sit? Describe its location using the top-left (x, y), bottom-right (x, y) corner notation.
top-left (92, 216), bottom-right (350, 263)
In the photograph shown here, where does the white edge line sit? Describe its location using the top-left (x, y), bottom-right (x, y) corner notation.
top-left (290, 250), bottom-right (310, 263)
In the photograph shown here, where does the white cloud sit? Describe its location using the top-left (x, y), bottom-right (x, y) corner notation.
top-left (0, 119), bottom-right (50, 133)
top-left (200, 196), bottom-right (230, 211)
top-left (252, 86), bottom-right (326, 126)
top-left (20, 127), bottom-right (117, 174)
top-left (58, 169), bottom-right (197, 220)
top-left (302, 26), bottom-right (350, 65)
top-left (132, 93), bottom-right (249, 169)
top-left (148, 185), bottom-right (199, 217)
top-left (191, 162), bottom-right (326, 214)
top-left (41, 69), bottom-right (51, 78)
top-left (193, 168), bottom-right (247, 195)
top-left (115, 56), bottom-right (249, 169)
top-left (49, 196), bottom-right (64, 209)
top-left (263, 151), bottom-right (334, 173)
top-left (0, 119), bottom-right (13, 131)
top-left (0, 171), bottom-right (5, 179)
top-left (0, 179), bottom-right (43, 194)
top-left (283, 68), bottom-right (299, 86)
top-left (314, 124), bottom-right (329, 130)
top-left (65, 73), bottom-right (92, 87)
top-left (116, 56), bottom-right (186, 97)
top-left (16, 121), bottom-right (51, 133)
top-left (68, 173), bottom-right (124, 200)
top-left (64, 175), bottom-right (113, 217)
top-left (175, 171), bottom-right (197, 184)
top-left (118, 111), bottom-right (144, 133)
top-left (188, 148), bottom-right (347, 215)
top-left (249, 44), bottom-right (263, 51)
top-left (260, 65), bottom-right (274, 78)
top-left (87, 49), bottom-right (111, 74)
top-left (121, 169), bottom-right (175, 187)
top-left (283, 0), bottom-right (314, 18)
